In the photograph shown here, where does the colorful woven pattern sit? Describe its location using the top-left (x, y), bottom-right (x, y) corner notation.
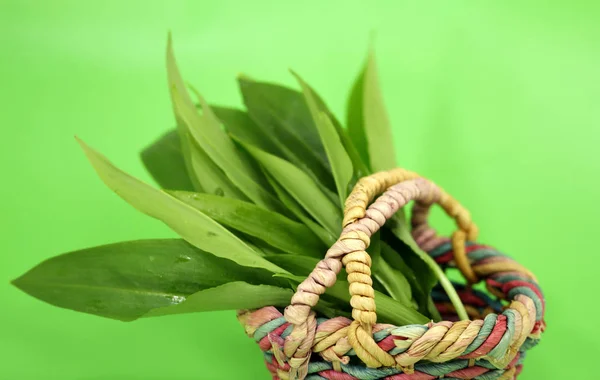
top-left (238, 169), bottom-right (545, 380)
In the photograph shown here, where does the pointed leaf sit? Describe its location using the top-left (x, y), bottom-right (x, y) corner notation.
top-left (237, 139), bottom-right (342, 236)
top-left (140, 129), bottom-right (195, 191)
top-left (347, 52), bottom-right (397, 172)
top-left (12, 239), bottom-right (287, 321)
top-left (347, 66), bottom-right (370, 169)
top-left (167, 41), bottom-right (284, 212)
top-left (291, 72), bottom-right (369, 179)
top-left (76, 138), bottom-right (286, 274)
top-left (237, 77), bottom-right (335, 190)
top-left (169, 191), bottom-right (325, 257)
top-left (293, 72), bottom-right (354, 206)
top-left (166, 36), bottom-right (244, 198)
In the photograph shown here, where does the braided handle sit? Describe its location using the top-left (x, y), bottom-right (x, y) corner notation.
top-left (283, 169), bottom-right (479, 376)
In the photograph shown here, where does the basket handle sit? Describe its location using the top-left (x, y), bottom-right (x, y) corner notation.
top-left (283, 169), bottom-right (479, 373)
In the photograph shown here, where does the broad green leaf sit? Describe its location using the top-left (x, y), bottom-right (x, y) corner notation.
top-left (264, 171), bottom-right (337, 246)
top-left (237, 139), bottom-right (342, 236)
top-left (145, 282), bottom-right (293, 317)
top-left (166, 36), bottom-right (244, 198)
top-left (237, 77), bottom-right (335, 190)
top-left (169, 191), bottom-right (325, 257)
top-left (76, 138), bottom-right (286, 274)
top-left (140, 129), bottom-right (195, 191)
top-left (369, 232), bottom-right (415, 309)
top-left (167, 41), bottom-right (284, 213)
top-left (347, 51), bottom-right (397, 172)
top-left (212, 106), bottom-right (283, 157)
top-left (12, 239), bottom-right (288, 321)
top-left (293, 72), bottom-right (354, 207)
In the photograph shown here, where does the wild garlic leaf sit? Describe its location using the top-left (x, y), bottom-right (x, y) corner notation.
top-left (140, 129), bottom-right (195, 191)
top-left (167, 40), bottom-right (284, 213)
top-left (169, 191), bottom-right (325, 257)
top-left (369, 232), bottom-right (415, 309)
top-left (237, 77), bottom-right (335, 190)
top-left (293, 72), bottom-right (354, 207)
top-left (263, 171), bottom-right (337, 247)
top-left (211, 106), bottom-right (283, 157)
top-left (265, 254), bottom-right (322, 277)
top-left (347, 66), bottom-right (370, 169)
top-left (382, 228), bottom-right (443, 320)
top-left (236, 138), bottom-right (342, 236)
top-left (12, 239), bottom-right (287, 321)
top-left (76, 138), bottom-right (286, 275)
top-left (347, 51), bottom-right (397, 172)
top-left (166, 36), bottom-right (244, 198)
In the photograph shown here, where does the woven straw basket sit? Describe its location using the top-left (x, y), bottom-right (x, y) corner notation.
top-left (238, 169), bottom-right (545, 380)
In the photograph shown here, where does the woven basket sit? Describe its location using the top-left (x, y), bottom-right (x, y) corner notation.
top-left (238, 169), bottom-right (545, 380)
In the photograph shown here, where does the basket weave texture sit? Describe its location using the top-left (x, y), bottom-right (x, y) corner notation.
top-left (238, 169), bottom-right (545, 380)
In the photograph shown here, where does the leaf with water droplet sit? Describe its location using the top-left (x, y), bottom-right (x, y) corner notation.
top-left (12, 239), bottom-right (290, 321)
top-left (169, 191), bottom-right (326, 257)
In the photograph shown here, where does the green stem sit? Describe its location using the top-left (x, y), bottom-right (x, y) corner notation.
top-left (423, 254), bottom-right (469, 321)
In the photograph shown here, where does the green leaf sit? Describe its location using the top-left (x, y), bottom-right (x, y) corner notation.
top-left (380, 241), bottom-right (440, 320)
top-left (347, 66), bottom-right (370, 169)
top-left (211, 106), bottom-right (283, 157)
top-left (383, 225), bottom-right (437, 291)
top-left (265, 254), bottom-right (323, 277)
top-left (382, 227), bottom-right (460, 320)
top-left (347, 51), bottom-right (397, 172)
top-left (167, 40), bottom-right (284, 213)
top-left (140, 129), bottom-right (195, 191)
top-left (187, 135), bottom-right (245, 197)
top-left (76, 138), bottom-right (286, 275)
top-left (145, 282), bottom-right (293, 317)
top-left (168, 191), bottom-right (325, 257)
top-left (166, 36), bottom-right (244, 198)
top-left (12, 239), bottom-right (288, 321)
top-left (293, 72), bottom-right (354, 207)
top-left (369, 232), bottom-right (415, 309)
top-left (237, 77), bottom-right (335, 190)
top-left (263, 171), bottom-right (337, 247)
top-left (236, 139), bottom-right (342, 236)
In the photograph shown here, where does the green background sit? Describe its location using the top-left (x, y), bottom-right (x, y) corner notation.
top-left (2, 1), bottom-right (598, 379)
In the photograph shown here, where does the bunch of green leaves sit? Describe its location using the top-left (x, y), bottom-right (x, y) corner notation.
top-left (13, 36), bottom-right (466, 326)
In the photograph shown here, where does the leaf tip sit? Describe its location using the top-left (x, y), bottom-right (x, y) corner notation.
top-left (74, 135), bottom-right (87, 150)
top-left (10, 277), bottom-right (20, 288)
top-left (288, 68), bottom-right (299, 78)
top-left (237, 73), bottom-right (254, 83)
top-left (367, 29), bottom-right (378, 52)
